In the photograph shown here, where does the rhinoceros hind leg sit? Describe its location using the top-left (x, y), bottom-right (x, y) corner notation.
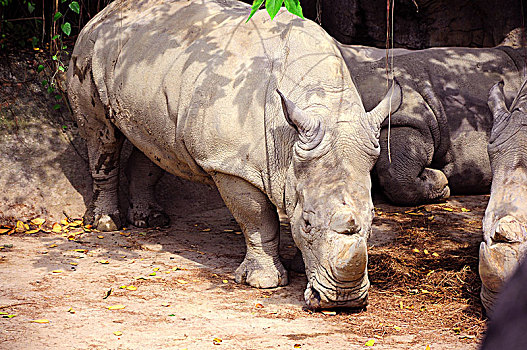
top-left (376, 127), bottom-right (450, 205)
top-left (213, 173), bottom-right (288, 288)
top-left (81, 119), bottom-right (125, 231)
top-left (125, 147), bottom-right (169, 228)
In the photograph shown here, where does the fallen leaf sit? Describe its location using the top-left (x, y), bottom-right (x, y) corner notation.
top-left (393, 326), bottom-right (401, 331)
top-left (442, 207), bottom-right (454, 212)
top-left (107, 304), bottom-right (125, 310)
top-left (452, 327), bottom-right (461, 334)
top-left (412, 248), bottom-right (420, 253)
top-left (49, 244), bottom-right (57, 248)
top-left (161, 303), bottom-right (170, 307)
top-left (321, 310), bottom-right (336, 315)
top-left (432, 252), bottom-right (439, 257)
top-left (153, 267), bottom-right (160, 271)
top-left (177, 279), bottom-right (189, 284)
top-left (423, 249), bottom-right (429, 255)
top-left (31, 319), bottom-right (50, 323)
top-left (69, 262), bottom-right (78, 266)
top-left (168, 314), bottom-right (176, 316)
top-left (461, 208), bottom-right (471, 212)
top-left (2, 314), bottom-right (16, 318)
top-left (223, 229), bottom-right (234, 232)
top-left (31, 218), bottom-right (46, 226)
top-left (149, 272), bottom-right (157, 276)
top-left (365, 339), bottom-right (375, 346)
top-left (222, 279), bottom-right (228, 284)
top-left (52, 270), bottom-right (63, 273)
top-left (103, 288), bottom-right (113, 299)
top-left (60, 218), bottom-right (69, 226)
top-left (254, 303), bottom-right (264, 308)
top-left (427, 215), bottom-right (434, 221)
top-left (16, 220), bottom-right (27, 233)
top-left (202, 228), bottom-right (211, 232)
top-left (212, 337), bottom-right (222, 345)
top-left (98, 260), bottom-right (109, 264)
top-left (52, 223), bottom-right (62, 233)
top-left (97, 235), bottom-right (104, 239)
top-left (26, 229), bottom-right (40, 234)
top-left (74, 249), bottom-right (87, 253)
top-left (113, 331), bottom-right (123, 336)
top-left (0, 227), bottom-right (12, 234)
top-left (126, 286), bottom-right (137, 291)
top-left (293, 345), bottom-right (301, 349)
top-left (425, 346), bottom-right (431, 350)
top-left (234, 231), bottom-right (242, 235)
top-left (67, 307), bottom-right (75, 314)
top-left (119, 231), bottom-right (131, 237)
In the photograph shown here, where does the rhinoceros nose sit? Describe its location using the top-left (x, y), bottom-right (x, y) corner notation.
top-left (330, 210), bottom-right (360, 234)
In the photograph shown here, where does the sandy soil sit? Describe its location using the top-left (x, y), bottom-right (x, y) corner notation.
top-left (0, 48), bottom-right (487, 350)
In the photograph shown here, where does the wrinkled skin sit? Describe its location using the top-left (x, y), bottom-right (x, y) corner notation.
top-left (338, 44), bottom-right (527, 205)
top-left (67, 0), bottom-right (401, 309)
top-left (479, 81), bottom-right (527, 312)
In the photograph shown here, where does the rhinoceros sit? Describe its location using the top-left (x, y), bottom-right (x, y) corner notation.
top-left (66, 0), bottom-right (401, 309)
top-left (337, 44), bottom-right (527, 310)
top-left (479, 81), bottom-right (527, 311)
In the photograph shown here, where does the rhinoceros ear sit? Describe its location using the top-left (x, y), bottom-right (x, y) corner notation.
top-left (365, 79), bottom-right (402, 129)
top-left (276, 89), bottom-right (324, 150)
top-left (488, 81), bottom-right (510, 121)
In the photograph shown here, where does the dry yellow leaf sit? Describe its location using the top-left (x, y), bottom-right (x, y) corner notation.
top-left (423, 249), bottom-right (429, 255)
top-left (223, 229), bottom-right (234, 232)
top-left (461, 208), bottom-right (470, 212)
top-left (126, 286), bottom-right (137, 291)
top-left (234, 231), bottom-right (242, 235)
top-left (428, 215), bottom-right (434, 221)
top-left (432, 252), bottom-right (439, 257)
top-left (67, 307), bottom-right (75, 314)
top-left (393, 326), bottom-right (401, 331)
top-left (25, 228), bottom-right (39, 234)
top-left (222, 279), bottom-right (228, 284)
top-left (52, 270), bottom-right (63, 273)
top-left (74, 249), bottom-right (87, 253)
top-left (60, 218), bottom-right (69, 226)
top-left (69, 262), bottom-right (78, 266)
top-left (321, 310), bottom-right (336, 315)
top-left (443, 207), bottom-right (454, 212)
top-left (31, 319), bottom-right (49, 323)
top-left (113, 331), bottom-right (123, 336)
top-left (0, 227), bottom-right (12, 234)
top-left (52, 223), bottom-right (62, 233)
top-left (212, 337), bottom-right (222, 345)
top-left (31, 218), bottom-right (46, 226)
top-left (177, 279), bottom-right (189, 284)
top-left (97, 235), bottom-right (104, 239)
top-left (365, 339), bottom-right (375, 346)
top-left (99, 260), bottom-right (109, 264)
top-left (255, 303), bottom-right (264, 308)
top-left (202, 228), bottom-right (211, 232)
top-left (107, 305), bottom-right (125, 310)
top-left (49, 244), bottom-right (57, 248)
top-left (119, 231), bottom-right (131, 237)
top-left (412, 248), bottom-right (420, 253)
top-left (425, 345), bottom-right (431, 350)
top-left (153, 267), bottom-right (160, 271)
top-left (293, 345), bottom-right (301, 349)
top-left (16, 221), bottom-right (26, 232)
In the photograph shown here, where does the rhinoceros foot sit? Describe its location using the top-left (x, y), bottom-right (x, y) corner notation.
top-left (235, 257), bottom-right (288, 289)
top-left (84, 207), bottom-right (122, 232)
top-left (127, 205), bottom-right (170, 228)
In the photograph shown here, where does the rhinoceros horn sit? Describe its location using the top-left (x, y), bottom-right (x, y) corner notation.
top-left (364, 79), bottom-right (402, 128)
top-left (277, 89), bottom-right (324, 151)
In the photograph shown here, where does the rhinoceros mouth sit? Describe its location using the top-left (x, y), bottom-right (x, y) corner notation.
top-left (304, 269), bottom-right (370, 309)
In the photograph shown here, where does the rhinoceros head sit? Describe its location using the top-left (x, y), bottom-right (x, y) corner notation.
top-left (480, 81), bottom-right (527, 312)
top-left (278, 81), bottom-right (402, 309)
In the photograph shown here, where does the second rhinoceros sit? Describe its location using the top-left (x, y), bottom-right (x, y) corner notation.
top-left (67, 0), bottom-right (401, 309)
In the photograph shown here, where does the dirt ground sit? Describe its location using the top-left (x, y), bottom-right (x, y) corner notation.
top-left (1, 48), bottom-right (488, 349)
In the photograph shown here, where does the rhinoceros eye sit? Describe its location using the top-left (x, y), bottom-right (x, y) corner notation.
top-left (303, 219), bottom-right (312, 233)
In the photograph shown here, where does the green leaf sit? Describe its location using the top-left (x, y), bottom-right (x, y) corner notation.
top-left (55, 94), bottom-right (62, 100)
top-left (37, 64), bottom-right (44, 73)
top-left (61, 22), bottom-right (71, 36)
top-left (246, 0), bottom-right (264, 22)
top-left (52, 34), bottom-right (60, 41)
top-left (27, 2), bottom-right (35, 13)
top-left (58, 66), bottom-right (65, 72)
top-left (41, 79), bottom-right (48, 86)
top-left (47, 86), bottom-right (55, 93)
top-left (61, 0), bottom-right (67, 3)
top-left (69, 1), bottom-right (80, 14)
top-left (265, 0), bottom-right (283, 20)
top-left (62, 45), bottom-right (68, 50)
top-left (283, 0), bottom-right (303, 18)
top-left (53, 104), bottom-right (61, 110)
top-left (53, 12), bottom-right (62, 21)
top-left (52, 55), bottom-right (57, 61)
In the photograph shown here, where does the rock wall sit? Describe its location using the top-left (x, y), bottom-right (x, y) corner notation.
top-left (300, 0), bottom-right (526, 48)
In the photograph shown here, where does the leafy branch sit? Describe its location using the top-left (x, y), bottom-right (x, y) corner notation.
top-left (247, 0), bottom-right (304, 22)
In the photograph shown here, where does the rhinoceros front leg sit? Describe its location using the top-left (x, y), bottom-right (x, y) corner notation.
top-left (212, 173), bottom-right (288, 288)
top-left (125, 147), bottom-right (170, 228)
top-left (83, 119), bottom-right (124, 231)
top-left (375, 127), bottom-right (450, 205)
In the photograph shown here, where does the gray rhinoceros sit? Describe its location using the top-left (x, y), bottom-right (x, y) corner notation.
top-left (336, 44), bottom-right (527, 311)
top-left (479, 81), bottom-right (527, 311)
top-left (66, 0), bottom-right (401, 309)
top-left (338, 44), bottom-right (526, 204)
